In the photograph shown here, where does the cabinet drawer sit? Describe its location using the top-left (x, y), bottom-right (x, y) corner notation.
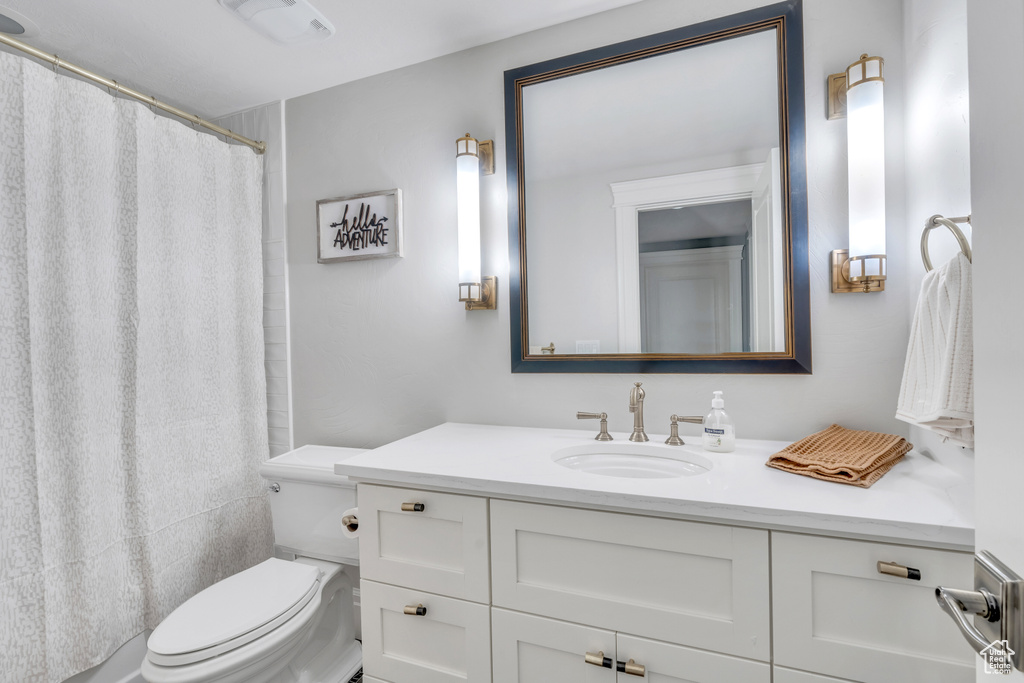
top-left (361, 579), bottom-right (491, 683)
top-left (491, 500), bottom-right (770, 660)
top-left (358, 484), bottom-right (489, 602)
top-left (772, 532), bottom-right (974, 682)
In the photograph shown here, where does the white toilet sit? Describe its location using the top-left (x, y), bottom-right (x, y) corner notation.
top-left (141, 445), bottom-right (365, 683)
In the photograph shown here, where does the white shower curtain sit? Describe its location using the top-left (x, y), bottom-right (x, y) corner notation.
top-left (0, 52), bottom-right (273, 682)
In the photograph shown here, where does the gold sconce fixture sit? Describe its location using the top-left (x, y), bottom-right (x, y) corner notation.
top-left (828, 54), bottom-right (887, 294)
top-left (456, 133), bottom-right (497, 310)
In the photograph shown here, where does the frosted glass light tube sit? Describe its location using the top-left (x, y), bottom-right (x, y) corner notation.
top-left (846, 59), bottom-right (885, 279)
top-left (457, 138), bottom-right (481, 294)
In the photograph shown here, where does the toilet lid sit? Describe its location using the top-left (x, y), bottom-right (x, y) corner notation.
top-left (148, 558), bottom-right (321, 658)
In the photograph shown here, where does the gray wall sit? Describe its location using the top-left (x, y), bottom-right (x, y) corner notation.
top-left (901, 0), bottom-right (972, 472)
top-left (285, 0), bottom-right (912, 449)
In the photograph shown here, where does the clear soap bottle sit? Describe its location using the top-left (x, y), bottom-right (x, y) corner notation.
top-left (702, 391), bottom-right (735, 452)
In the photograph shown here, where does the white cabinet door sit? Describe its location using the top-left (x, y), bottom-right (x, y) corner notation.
top-left (491, 608), bottom-right (770, 683)
top-left (492, 608), bottom-right (615, 683)
top-left (361, 580), bottom-right (491, 683)
top-left (616, 633), bottom-right (770, 682)
top-left (772, 532), bottom-right (974, 682)
top-left (358, 484), bottom-right (489, 602)
top-left (772, 668), bottom-right (850, 683)
top-left (491, 500), bottom-right (770, 660)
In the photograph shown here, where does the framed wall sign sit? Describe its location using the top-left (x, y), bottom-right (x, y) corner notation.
top-left (316, 189), bottom-right (403, 263)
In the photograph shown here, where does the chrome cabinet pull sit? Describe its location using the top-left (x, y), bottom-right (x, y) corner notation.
top-left (584, 651), bottom-right (612, 669)
top-left (403, 603), bottom-right (427, 616)
top-left (401, 502), bottom-right (425, 512)
top-left (618, 658), bottom-right (646, 677)
top-left (878, 560), bottom-right (921, 580)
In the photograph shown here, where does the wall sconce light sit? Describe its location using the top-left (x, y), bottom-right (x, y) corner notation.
top-left (828, 54), bottom-right (886, 293)
top-left (456, 133), bottom-right (497, 310)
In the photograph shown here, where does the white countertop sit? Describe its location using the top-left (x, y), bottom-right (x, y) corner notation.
top-left (334, 422), bottom-right (974, 550)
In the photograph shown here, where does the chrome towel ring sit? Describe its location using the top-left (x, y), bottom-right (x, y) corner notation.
top-left (922, 214), bottom-right (972, 272)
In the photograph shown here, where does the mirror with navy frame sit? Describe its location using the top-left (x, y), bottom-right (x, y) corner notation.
top-left (505, 0), bottom-right (810, 373)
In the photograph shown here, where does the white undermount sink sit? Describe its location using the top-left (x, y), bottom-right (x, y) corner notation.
top-left (551, 443), bottom-right (713, 479)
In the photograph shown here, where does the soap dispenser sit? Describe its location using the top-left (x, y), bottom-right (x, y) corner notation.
top-left (702, 391), bottom-right (735, 452)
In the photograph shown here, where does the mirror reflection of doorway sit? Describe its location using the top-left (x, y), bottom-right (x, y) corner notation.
top-left (638, 204), bottom-right (748, 353)
top-left (612, 152), bottom-right (783, 355)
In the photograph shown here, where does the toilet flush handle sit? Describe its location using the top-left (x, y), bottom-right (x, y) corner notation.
top-left (268, 482), bottom-right (281, 493)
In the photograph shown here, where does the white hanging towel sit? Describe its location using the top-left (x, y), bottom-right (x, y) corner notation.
top-left (896, 252), bottom-right (973, 446)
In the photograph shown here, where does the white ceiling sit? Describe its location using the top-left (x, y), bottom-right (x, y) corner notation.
top-left (0, 0), bottom-right (644, 118)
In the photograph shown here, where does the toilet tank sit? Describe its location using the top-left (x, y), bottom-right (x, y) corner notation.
top-left (259, 445), bottom-right (367, 564)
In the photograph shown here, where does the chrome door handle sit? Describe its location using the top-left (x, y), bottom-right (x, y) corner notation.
top-left (935, 550), bottom-right (1024, 672)
top-left (935, 586), bottom-right (999, 655)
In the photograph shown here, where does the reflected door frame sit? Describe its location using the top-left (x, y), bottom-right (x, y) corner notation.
top-left (611, 163), bottom-right (764, 353)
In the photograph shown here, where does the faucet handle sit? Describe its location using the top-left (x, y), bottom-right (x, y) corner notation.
top-left (577, 411), bottom-right (613, 441)
top-left (666, 414), bottom-right (704, 446)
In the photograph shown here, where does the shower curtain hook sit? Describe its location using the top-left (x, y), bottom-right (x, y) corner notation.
top-left (50, 56), bottom-right (60, 75)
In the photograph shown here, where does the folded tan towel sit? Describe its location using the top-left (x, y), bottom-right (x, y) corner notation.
top-left (766, 424), bottom-right (913, 488)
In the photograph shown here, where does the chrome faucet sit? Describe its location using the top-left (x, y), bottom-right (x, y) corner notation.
top-left (628, 382), bottom-right (649, 442)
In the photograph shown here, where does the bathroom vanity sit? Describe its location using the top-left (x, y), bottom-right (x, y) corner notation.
top-left (335, 423), bottom-right (975, 683)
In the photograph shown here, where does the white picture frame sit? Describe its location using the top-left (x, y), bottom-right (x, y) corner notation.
top-left (316, 188), bottom-right (403, 263)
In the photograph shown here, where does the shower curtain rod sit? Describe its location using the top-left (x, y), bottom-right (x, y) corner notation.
top-left (0, 33), bottom-right (266, 155)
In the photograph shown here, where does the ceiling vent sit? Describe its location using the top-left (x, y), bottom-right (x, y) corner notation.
top-left (219, 0), bottom-right (335, 45)
top-left (0, 5), bottom-right (37, 36)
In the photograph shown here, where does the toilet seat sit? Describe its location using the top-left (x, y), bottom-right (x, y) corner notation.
top-left (147, 558), bottom-right (321, 667)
